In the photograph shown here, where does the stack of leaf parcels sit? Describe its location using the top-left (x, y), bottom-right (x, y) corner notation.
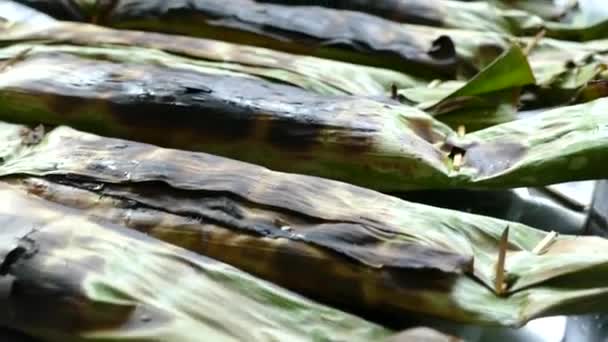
top-left (1, 1), bottom-right (608, 341)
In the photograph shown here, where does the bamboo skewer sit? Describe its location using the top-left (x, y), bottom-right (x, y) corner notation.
top-left (495, 226), bottom-right (510, 295)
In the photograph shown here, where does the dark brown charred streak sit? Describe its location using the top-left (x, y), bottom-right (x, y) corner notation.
top-left (11, 127), bottom-right (400, 241)
top-left (2, 52), bottom-right (383, 154)
top-left (7, 176), bottom-right (461, 330)
top-left (42, 176), bottom-right (472, 273)
top-left (265, 120), bottom-right (326, 151)
top-left (576, 79), bottom-right (608, 103)
top-left (0, 223), bottom-right (153, 333)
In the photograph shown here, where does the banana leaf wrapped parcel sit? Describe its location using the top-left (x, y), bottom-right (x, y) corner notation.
top-left (0, 175), bottom-right (391, 341)
top-left (5, 20), bottom-right (608, 127)
top-left (3, 122), bottom-right (608, 327)
top-left (0, 21), bottom-right (529, 131)
top-left (7, 0), bottom-right (474, 78)
top-left (254, 0), bottom-right (608, 42)
top-left (4, 1), bottom-right (608, 340)
top-left (0, 43), bottom-right (606, 191)
top-left (16, 0), bottom-right (608, 42)
top-left (0, 20), bottom-right (422, 97)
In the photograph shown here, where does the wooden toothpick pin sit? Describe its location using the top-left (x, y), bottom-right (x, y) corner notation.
top-left (532, 231), bottom-right (558, 255)
top-left (452, 125), bottom-right (466, 171)
top-left (495, 226), bottom-right (509, 295)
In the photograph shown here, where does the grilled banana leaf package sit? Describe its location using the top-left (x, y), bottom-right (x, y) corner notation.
top-left (10, 0), bottom-right (509, 78)
top-left (0, 173), bottom-right (392, 342)
top-left (0, 38), bottom-right (606, 191)
top-left (4, 19), bottom-right (608, 125)
top-left (1, 122), bottom-right (608, 328)
top-left (0, 20), bottom-right (423, 97)
top-left (12, 0), bottom-right (608, 81)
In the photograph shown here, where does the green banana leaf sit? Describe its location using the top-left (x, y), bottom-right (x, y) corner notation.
top-left (0, 176), bottom-right (391, 341)
top-left (0, 21), bottom-right (422, 96)
top-left (399, 43), bottom-right (535, 130)
top-left (400, 44), bottom-right (534, 105)
top-left (400, 36), bottom-right (608, 116)
top-left (438, 43), bottom-right (534, 99)
top-left (3, 122), bottom-right (608, 327)
top-left (544, 19), bottom-right (608, 42)
top-left (0, 47), bottom-right (607, 191)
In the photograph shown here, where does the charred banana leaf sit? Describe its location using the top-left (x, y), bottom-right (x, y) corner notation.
top-left (0, 48), bottom-right (607, 190)
top-left (0, 21), bottom-right (422, 96)
top-left (0, 48), bottom-right (455, 191)
top-left (254, 0), bottom-right (543, 35)
top-left (5, 20), bottom-right (606, 122)
top-left (16, 0), bottom-right (608, 53)
top-left (6, 0), bottom-right (543, 36)
top-left (15, 0), bottom-right (466, 78)
top-left (3, 122), bottom-right (608, 326)
top-left (0, 21), bottom-right (520, 128)
top-left (0, 179), bottom-right (391, 341)
top-left (256, 0), bottom-right (608, 42)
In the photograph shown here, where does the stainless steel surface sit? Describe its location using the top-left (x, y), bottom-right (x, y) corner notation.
top-left (395, 183), bottom-right (590, 235)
